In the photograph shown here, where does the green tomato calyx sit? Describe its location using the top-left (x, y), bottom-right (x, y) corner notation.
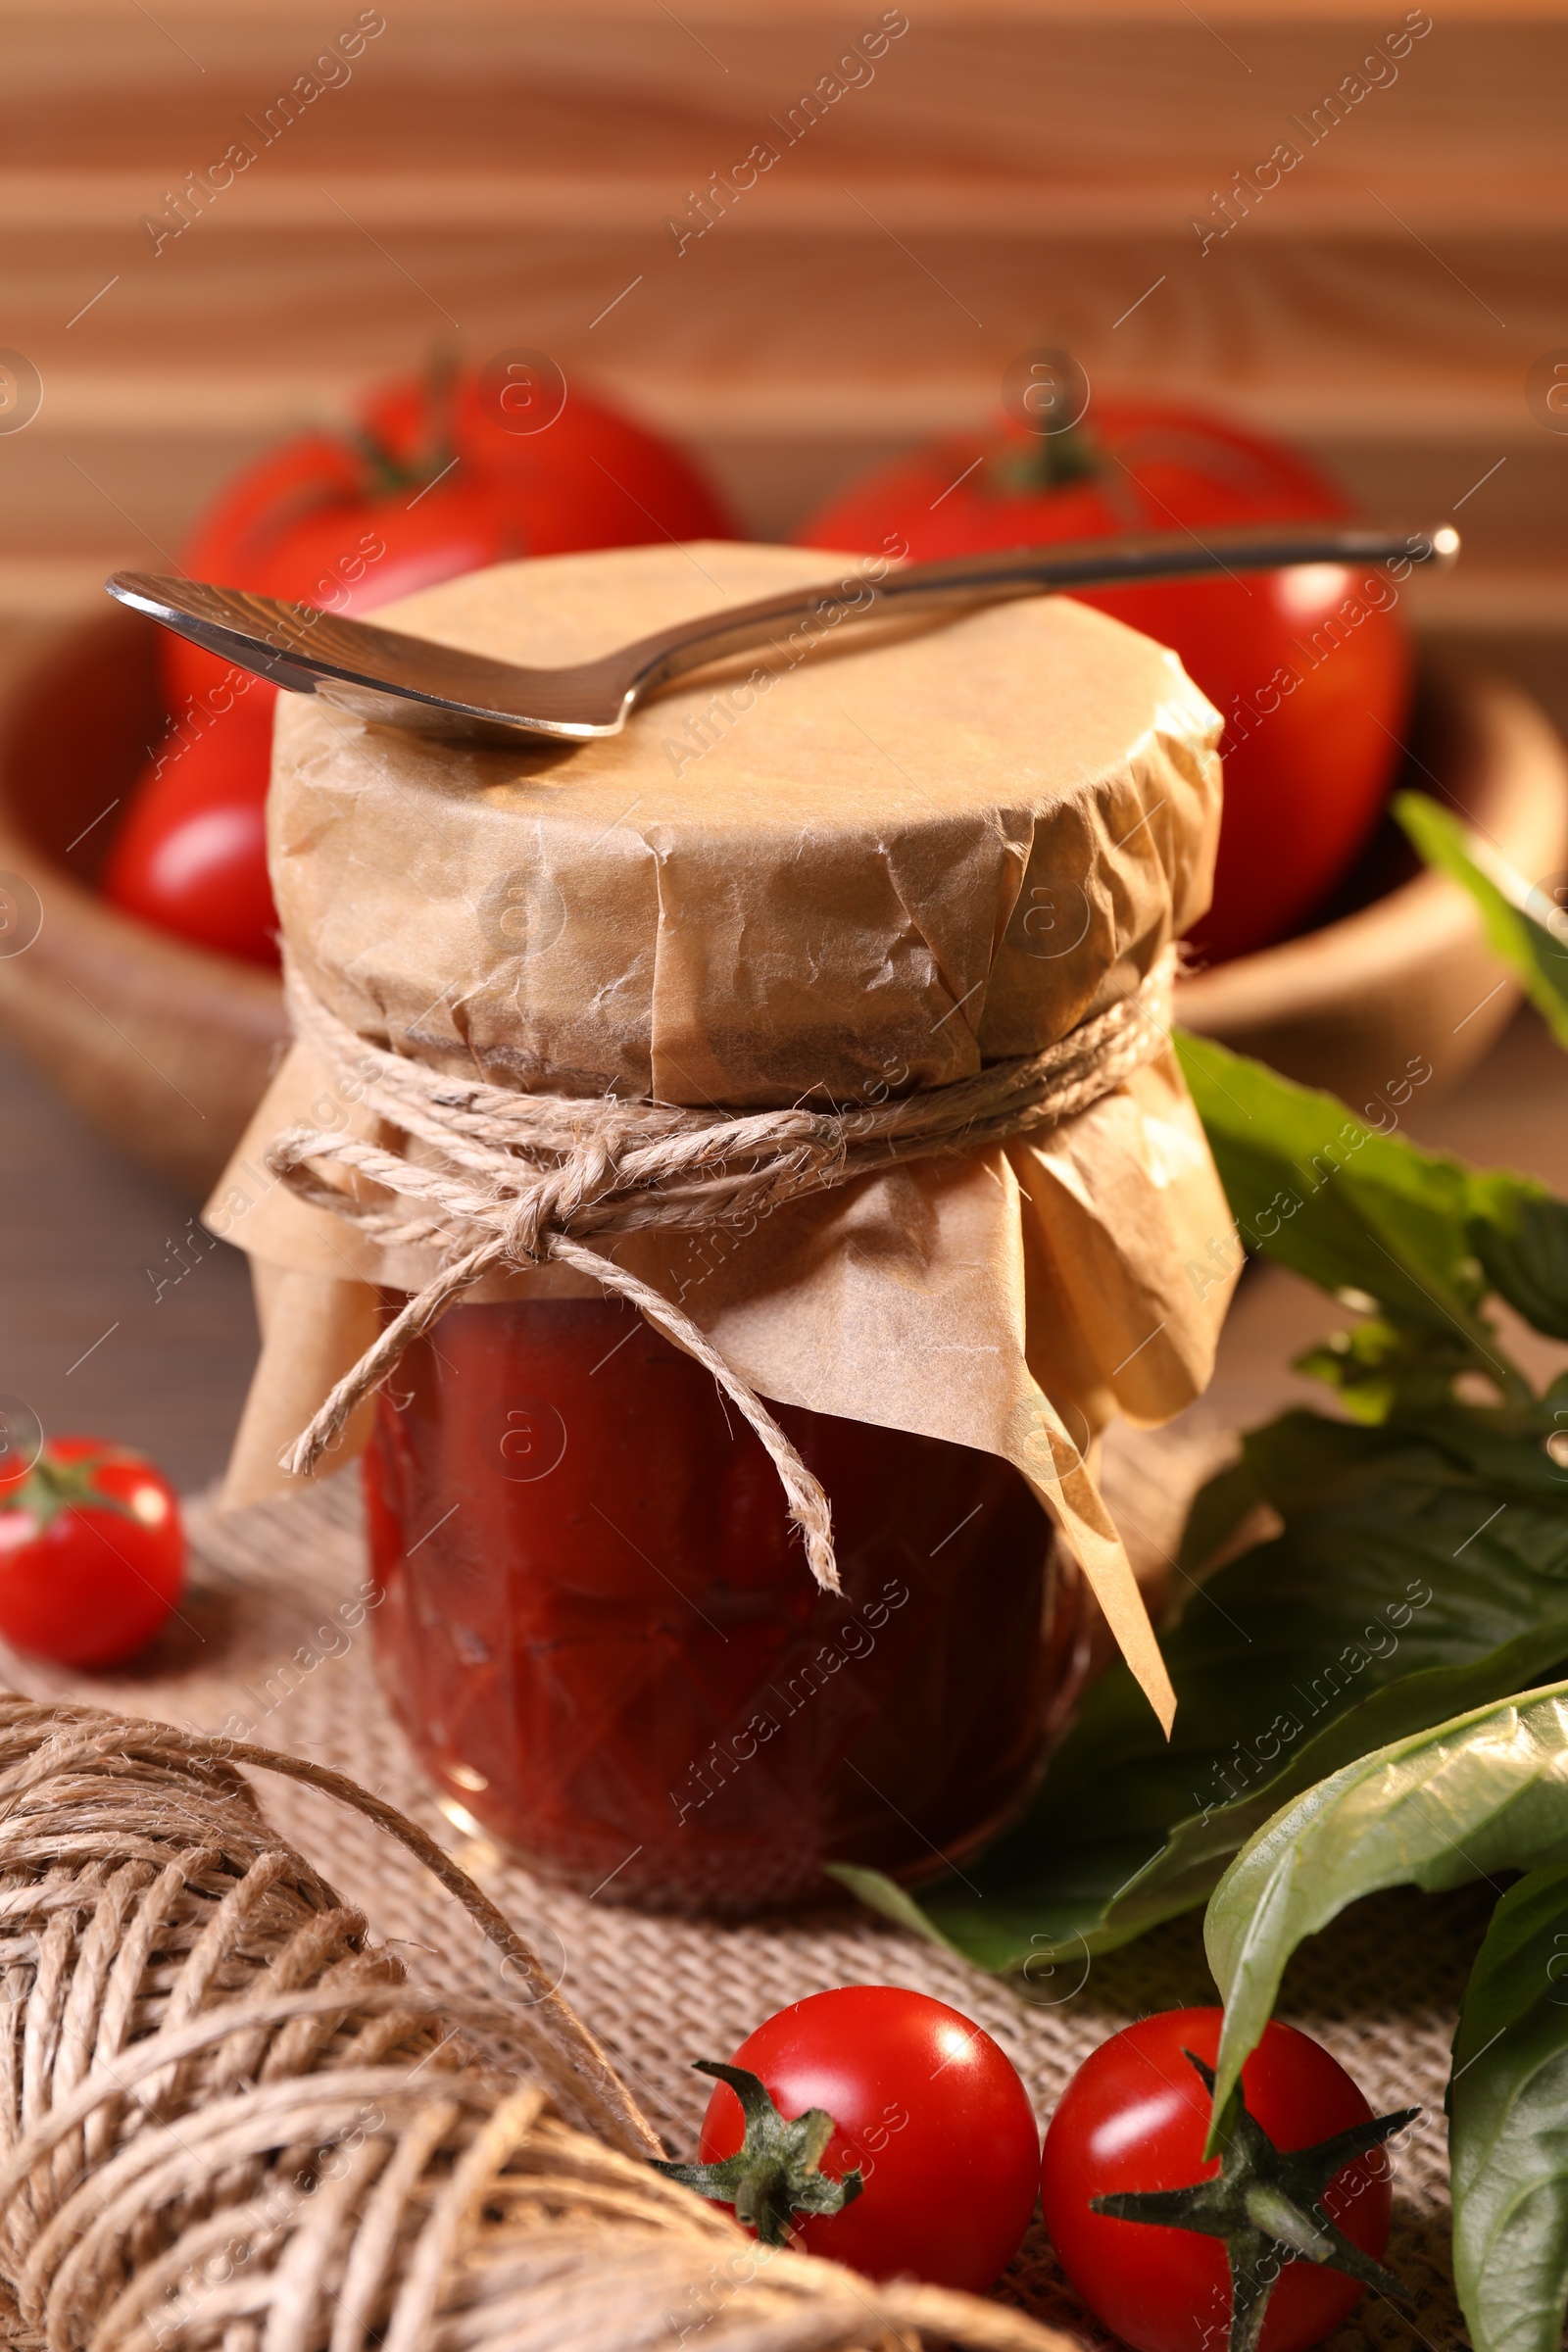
top-left (1090, 2049), bottom-right (1416, 2352)
top-left (650, 2060), bottom-right (864, 2249)
top-left (354, 341), bottom-right (462, 500)
top-left (988, 416), bottom-right (1102, 500)
top-left (1, 1452), bottom-right (135, 1533)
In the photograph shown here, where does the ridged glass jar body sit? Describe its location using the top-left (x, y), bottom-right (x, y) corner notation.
top-left (364, 1296), bottom-right (1084, 1911)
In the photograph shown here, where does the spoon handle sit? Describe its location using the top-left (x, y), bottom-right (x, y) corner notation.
top-left (612, 524), bottom-right (1457, 701)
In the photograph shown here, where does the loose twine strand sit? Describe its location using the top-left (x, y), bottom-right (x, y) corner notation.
top-left (268, 952), bottom-right (1175, 1592)
top-left (0, 1692), bottom-right (1077, 2352)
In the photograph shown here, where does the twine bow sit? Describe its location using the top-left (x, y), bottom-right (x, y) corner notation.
top-left (268, 949), bottom-right (1176, 1592)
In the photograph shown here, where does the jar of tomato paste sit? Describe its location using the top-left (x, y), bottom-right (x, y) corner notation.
top-left (208, 541), bottom-right (1235, 1913)
top-left (362, 1296), bottom-right (1082, 1907)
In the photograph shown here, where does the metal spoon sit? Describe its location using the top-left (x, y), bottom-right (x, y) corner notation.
top-left (107, 523), bottom-right (1457, 750)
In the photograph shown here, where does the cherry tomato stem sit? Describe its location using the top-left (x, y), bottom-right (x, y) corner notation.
top-left (0, 1438), bottom-right (185, 1667)
top-left (654, 2060), bottom-right (864, 2246)
top-left (1041, 2009), bottom-right (1409, 2352)
top-left (673, 1984), bottom-right (1040, 2295)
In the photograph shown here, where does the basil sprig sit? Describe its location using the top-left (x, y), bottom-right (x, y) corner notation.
top-left (840, 1030), bottom-right (1568, 1975)
top-left (842, 802), bottom-right (1568, 2352)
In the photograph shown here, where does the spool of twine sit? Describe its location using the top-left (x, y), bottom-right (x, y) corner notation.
top-left (0, 1693), bottom-right (1073, 2352)
top-left (267, 950), bottom-right (1177, 1592)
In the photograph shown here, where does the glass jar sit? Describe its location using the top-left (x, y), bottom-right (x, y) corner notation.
top-left (364, 1294), bottom-right (1088, 1912)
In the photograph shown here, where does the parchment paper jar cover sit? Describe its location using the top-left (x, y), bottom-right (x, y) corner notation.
top-left (207, 542), bottom-right (1238, 1721)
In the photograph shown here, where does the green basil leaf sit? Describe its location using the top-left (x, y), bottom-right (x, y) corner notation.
top-left (1245, 1402), bottom-right (1568, 1515)
top-left (1392, 795), bottom-right (1568, 1331)
top-left (837, 1409), bottom-right (1568, 1974)
top-left (1297, 1317), bottom-right (1492, 1423)
top-left (839, 1618), bottom-right (1568, 1977)
top-left (1088, 1620), bottom-right (1568, 1969)
top-left (1475, 1194), bottom-right (1568, 1347)
top-left (830, 1838), bottom-right (1157, 1978)
top-left (1177, 1454), bottom-right (1265, 1577)
top-left (1034, 1412), bottom-right (1568, 1850)
top-left (1173, 1029), bottom-right (1501, 1354)
top-left (1395, 789), bottom-right (1568, 1052)
top-left (1449, 1862), bottom-right (1568, 2352)
top-left (1451, 1862), bottom-right (1568, 2086)
top-left (1205, 1681), bottom-right (1568, 2141)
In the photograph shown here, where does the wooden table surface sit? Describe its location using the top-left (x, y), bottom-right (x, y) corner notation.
top-left (0, 1030), bottom-right (258, 1493)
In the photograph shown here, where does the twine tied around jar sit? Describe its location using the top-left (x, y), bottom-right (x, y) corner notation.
top-left (266, 948), bottom-right (1178, 1593)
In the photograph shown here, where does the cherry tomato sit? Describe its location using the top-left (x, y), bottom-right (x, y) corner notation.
top-left (102, 685), bottom-right (279, 966)
top-left (692, 1985), bottom-right (1040, 2292)
top-left (1040, 2009), bottom-right (1399, 2352)
top-left (0, 1438), bottom-right (185, 1667)
top-left (797, 401), bottom-right (1412, 963)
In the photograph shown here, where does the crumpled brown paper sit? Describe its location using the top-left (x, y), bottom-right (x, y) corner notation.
top-left (206, 542), bottom-right (1237, 1727)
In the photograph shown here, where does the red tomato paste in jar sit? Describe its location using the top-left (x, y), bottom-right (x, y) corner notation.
top-left (364, 1294), bottom-right (1085, 1910)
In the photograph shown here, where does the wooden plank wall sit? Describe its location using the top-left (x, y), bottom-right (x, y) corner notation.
top-left (3, 0), bottom-right (1565, 634)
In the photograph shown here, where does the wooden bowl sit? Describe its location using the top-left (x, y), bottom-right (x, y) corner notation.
top-left (1177, 659), bottom-right (1568, 1103)
top-left (0, 606), bottom-right (288, 1199)
top-left (0, 617), bottom-right (1563, 1201)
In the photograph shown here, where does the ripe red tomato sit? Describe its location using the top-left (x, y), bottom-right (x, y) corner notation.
top-left (690, 1985), bottom-right (1040, 2292)
top-left (102, 684), bottom-right (279, 966)
top-left (0, 1437), bottom-right (185, 1666)
top-left (1040, 2009), bottom-right (1400, 2352)
top-left (162, 361), bottom-right (736, 713)
top-left (114, 361), bottom-right (735, 966)
top-left (797, 402), bottom-right (1413, 962)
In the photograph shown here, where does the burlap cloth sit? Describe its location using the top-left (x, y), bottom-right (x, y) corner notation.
top-left (6, 1458), bottom-right (1477, 2352)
